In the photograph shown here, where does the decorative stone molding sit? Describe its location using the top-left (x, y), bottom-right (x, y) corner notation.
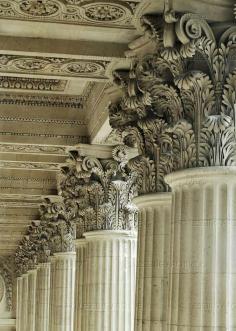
top-left (0, 93), bottom-right (84, 108)
top-left (0, 0), bottom-right (138, 27)
top-left (0, 116), bottom-right (86, 126)
top-left (0, 161), bottom-right (60, 171)
top-left (0, 143), bottom-right (68, 155)
top-left (59, 145), bottom-right (138, 238)
top-left (0, 76), bottom-right (67, 91)
top-left (0, 54), bottom-right (109, 78)
top-left (109, 12), bottom-right (236, 193)
top-left (0, 131), bottom-right (89, 144)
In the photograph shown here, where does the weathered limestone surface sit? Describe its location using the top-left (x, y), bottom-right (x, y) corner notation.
top-left (134, 194), bottom-right (172, 331)
top-left (52, 253), bottom-right (76, 331)
top-left (83, 231), bottom-right (137, 331)
top-left (35, 263), bottom-right (51, 331)
top-left (48, 257), bottom-right (56, 331)
top-left (21, 274), bottom-right (28, 331)
top-left (16, 277), bottom-right (22, 331)
top-left (166, 167), bottom-right (236, 330)
top-left (27, 269), bottom-right (37, 331)
top-left (74, 239), bottom-right (87, 331)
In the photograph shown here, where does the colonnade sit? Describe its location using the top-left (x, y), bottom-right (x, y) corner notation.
top-left (15, 145), bottom-right (138, 331)
top-left (15, 10), bottom-right (236, 331)
top-left (16, 232), bottom-right (137, 331)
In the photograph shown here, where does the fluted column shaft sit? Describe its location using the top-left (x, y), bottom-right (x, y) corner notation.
top-left (83, 230), bottom-right (137, 331)
top-left (27, 269), bottom-right (37, 331)
top-left (49, 256), bottom-right (56, 331)
top-left (74, 239), bottom-right (88, 331)
top-left (21, 273), bottom-right (29, 331)
top-left (52, 252), bottom-right (76, 331)
top-left (35, 262), bottom-right (51, 331)
top-left (16, 276), bottom-right (23, 331)
top-left (166, 167), bottom-right (236, 330)
top-left (134, 193), bottom-right (172, 331)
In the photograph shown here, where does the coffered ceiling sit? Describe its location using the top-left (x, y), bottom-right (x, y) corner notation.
top-left (0, 0), bottom-right (235, 257)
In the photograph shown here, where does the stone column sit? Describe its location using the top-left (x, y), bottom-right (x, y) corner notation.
top-left (134, 193), bottom-right (172, 331)
top-left (16, 276), bottom-right (23, 331)
top-left (21, 273), bottom-right (29, 331)
top-left (74, 239), bottom-right (88, 331)
top-left (35, 262), bottom-right (51, 331)
top-left (27, 269), bottom-right (37, 331)
top-left (166, 167), bottom-right (236, 329)
top-left (48, 256), bottom-right (56, 331)
top-left (58, 145), bottom-right (139, 331)
top-left (83, 230), bottom-right (137, 331)
top-left (53, 252), bottom-right (76, 331)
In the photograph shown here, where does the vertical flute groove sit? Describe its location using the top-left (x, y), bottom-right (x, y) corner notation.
top-left (166, 167), bottom-right (236, 330)
top-left (53, 252), bottom-right (76, 331)
top-left (84, 231), bottom-right (137, 331)
top-left (134, 193), bottom-right (172, 331)
top-left (35, 263), bottom-right (51, 331)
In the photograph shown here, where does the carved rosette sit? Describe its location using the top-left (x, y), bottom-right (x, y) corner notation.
top-left (58, 145), bottom-right (138, 239)
top-left (109, 13), bottom-right (236, 193)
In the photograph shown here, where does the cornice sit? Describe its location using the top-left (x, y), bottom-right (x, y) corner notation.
top-left (0, 193), bottom-right (57, 201)
top-left (0, 161), bottom-right (61, 171)
top-left (0, 201), bottom-right (40, 208)
top-left (0, 93), bottom-right (84, 108)
top-left (0, 176), bottom-right (55, 184)
top-left (0, 143), bottom-right (69, 155)
top-left (0, 131), bottom-right (89, 143)
top-left (0, 116), bottom-right (86, 126)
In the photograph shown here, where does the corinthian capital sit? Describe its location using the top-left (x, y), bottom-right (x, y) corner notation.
top-left (39, 198), bottom-right (77, 253)
top-left (109, 13), bottom-right (236, 193)
top-left (59, 144), bottom-right (138, 238)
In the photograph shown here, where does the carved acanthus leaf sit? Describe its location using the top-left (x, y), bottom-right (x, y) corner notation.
top-left (109, 13), bottom-right (236, 190)
top-left (0, 257), bottom-right (14, 311)
top-left (59, 146), bottom-right (138, 238)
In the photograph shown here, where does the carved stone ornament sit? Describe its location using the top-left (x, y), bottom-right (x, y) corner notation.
top-left (39, 198), bottom-right (77, 253)
top-left (0, 257), bottom-right (14, 311)
top-left (0, 76), bottom-right (67, 91)
top-left (109, 13), bottom-right (236, 194)
top-left (59, 145), bottom-right (138, 238)
top-left (19, 0), bottom-right (59, 16)
top-left (15, 197), bottom-right (78, 275)
top-left (0, 0), bottom-right (136, 27)
top-left (0, 55), bottom-right (108, 78)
